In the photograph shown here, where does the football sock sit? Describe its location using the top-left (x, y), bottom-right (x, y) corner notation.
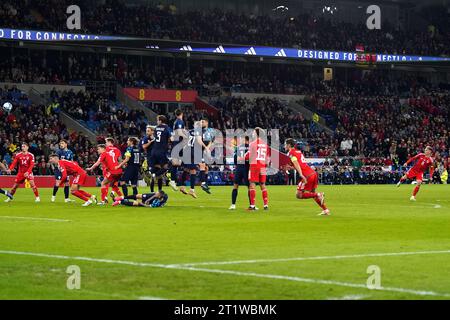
top-left (32, 186), bottom-right (39, 197)
top-left (262, 189), bottom-right (268, 206)
top-left (150, 179), bottom-right (155, 192)
top-left (132, 187), bottom-right (138, 195)
top-left (122, 185), bottom-right (128, 197)
top-left (180, 171), bottom-right (188, 186)
top-left (10, 185), bottom-right (18, 195)
top-left (199, 171), bottom-right (205, 183)
top-left (0, 189), bottom-right (5, 195)
top-left (72, 190), bottom-right (89, 201)
top-left (170, 166), bottom-right (178, 182)
top-left (314, 197), bottom-right (327, 210)
top-left (249, 189), bottom-right (256, 206)
top-left (120, 199), bottom-right (134, 206)
top-left (112, 185), bottom-right (122, 197)
top-left (302, 192), bottom-right (317, 199)
top-left (157, 178), bottom-right (163, 191)
top-left (413, 185), bottom-right (420, 196)
top-left (101, 186), bottom-right (109, 201)
top-left (64, 186), bottom-right (70, 199)
top-left (78, 190), bottom-right (92, 198)
top-left (124, 195), bottom-right (137, 200)
top-left (52, 186), bottom-right (59, 196)
top-left (231, 189), bottom-right (238, 205)
top-left (190, 174), bottom-right (196, 189)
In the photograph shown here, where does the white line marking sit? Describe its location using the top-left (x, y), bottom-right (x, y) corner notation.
top-left (327, 294), bottom-right (369, 300)
top-left (138, 296), bottom-right (168, 300)
top-left (0, 216), bottom-right (71, 222)
top-left (0, 250), bottom-right (449, 298)
top-left (172, 250), bottom-right (450, 267)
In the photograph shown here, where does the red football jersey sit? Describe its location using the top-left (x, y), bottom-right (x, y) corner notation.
top-left (58, 159), bottom-right (85, 176)
top-left (408, 153), bottom-right (434, 173)
top-left (246, 138), bottom-right (270, 168)
top-left (100, 148), bottom-right (122, 174)
top-left (288, 149), bottom-right (315, 177)
top-left (9, 152), bottom-right (35, 174)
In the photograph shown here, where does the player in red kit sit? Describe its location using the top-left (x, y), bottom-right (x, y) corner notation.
top-left (49, 154), bottom-right (97, 206)
top-left (396, 146), bottom-right (434, 201)
top-left (5, 143), bottom-right (40, 202)
top-left (87, 142), bottom-right (123, 205)
top-left (245, 128), bottom-right (270, 210)
top-left (285, 139), bottom-right (329, 216)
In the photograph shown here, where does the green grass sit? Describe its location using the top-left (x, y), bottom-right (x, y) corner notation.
top-left (0, 184), bottom-right (449, 300)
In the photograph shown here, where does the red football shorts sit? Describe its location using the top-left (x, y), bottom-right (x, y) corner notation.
top-left (72, 173), bottom-right (87, 186)
top-left (248, 166), bottom-right (267, 184)
top-left (15, 172), bottom-right (34, 184)
top-left (297, 172), bottom-right (318, 192)
top-left (406, 169), bottom-right (424, 181)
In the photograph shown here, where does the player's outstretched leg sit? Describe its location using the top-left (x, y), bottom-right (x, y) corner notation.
top-left (168, 163), bottom-right (179, 191)
top-left (397, 174), bottom-right (407, 187)
top-left (0, 189), bottom-right (13, 201)
top-left (410, 180), bottom-right (422, 201)
top-left (29, 180), bottom-right (40, 202)
top-left (188, 170), bottom-right (198, 198)
top-left (5, 183), bottom-right (19, 202)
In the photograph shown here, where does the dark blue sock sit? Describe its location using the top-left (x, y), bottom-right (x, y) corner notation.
top-left (122, 185), bottom-right (128, 197)
top-left (64, 186), bottom-right (70, 199)
top-left (52, 186), bottom-right (59, 196)
top-left (170, 166), bottom-right (178, 182)
top-left (232, 189), bottom-right (238, 205)
top-left (190, 174), bottom-right (196, 189)
top-left (132, 187), bottom-right (138, 195)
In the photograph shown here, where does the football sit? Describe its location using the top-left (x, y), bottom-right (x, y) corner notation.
top-left (2, 102), bottom-right (13, 112)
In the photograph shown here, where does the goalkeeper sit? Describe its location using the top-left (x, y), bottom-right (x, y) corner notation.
top-left (113, 190), bottom-right (168, 208)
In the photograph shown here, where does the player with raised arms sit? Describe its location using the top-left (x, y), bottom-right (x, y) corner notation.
top-left (52, 139), bottom-right (75, 203)
top-left (140, 125), bottom-right (156, 192)
top-left (49, 154), bottom-right (97, 206)
top-left (396, 146), bottom-right (435, 201)
top-left (246, 128), bottom-right (270, 211)
top-left (169, 109), bottom-right (188, 191)
top-left (285, 138), bottom-right (329, 215)
top-left (5, 142), bottom-right (40, 203)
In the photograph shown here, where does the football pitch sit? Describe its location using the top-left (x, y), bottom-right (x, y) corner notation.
top-left (0, 184), bottom-right (449, 300)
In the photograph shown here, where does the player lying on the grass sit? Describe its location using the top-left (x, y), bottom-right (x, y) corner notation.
top-left (396, 146), bottom-right (435, 201)
top-left (116, 137), bottom-right (140, 197)
top-left (284, 138), bottom-right (329, 216)
top-left (229, 136), bottom-right (250, 210)
top-left (245, 128), bottom-right (269, 211)
top-left (112, 190), bottom-right (168, 207)
top-left (5, 142), bottom-right (40, 203)
top-left (51, 139), bottom-right (75, 203)
top-left (0, 162), bottom-right (13, 200)
top-left (49, 154), bottom-right (97, 206)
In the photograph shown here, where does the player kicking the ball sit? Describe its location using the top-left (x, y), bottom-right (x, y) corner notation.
top-left (285, 138), bottom-right (329, 216)
top-left (396, 146), bottom-right (434, 201)
top-left (5, 142), bottom-right (40, 202)
top-left (49, 154), bottom-right (97, 206)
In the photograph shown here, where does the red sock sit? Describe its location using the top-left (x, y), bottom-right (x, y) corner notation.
top-left (413, 185), bottom-right (420, 196)
top-left (262, 189), bottom-right (268, 206)
top-left (302, 192), bottom-right (317, 199)
top-left (112, 185), bottom-right (122, 197)
top-left (78, 190), bottom-right (92, 198)
top-left (101, 186), bottom-right (108, 201)
top-left (72, 190), bottom-right (89, 201)
top-left (32, 186), bottom-right (39, 197)
top-left (249, 189), bottom-right (256, 206)
top-left (10, 188), bottom-right (17, 196)
top-left (314, 197), bottom-right (327, 210)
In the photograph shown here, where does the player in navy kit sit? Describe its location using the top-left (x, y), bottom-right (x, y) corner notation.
top-left (229, 136), bottom-right (250, 210)
top-left (179, 121), bottom-right (204, 198)
top-left (0, 162), bottom-right (13, 200)
top-left (117, 137), bottom-right (141, 197)
top-left (199, 117), bottom-right (214, 194)
top-left (113, 190), bottom-right (168, 208)
top-left (169, 109), bottom-right (187, 192)
top-left (52, 139), bottom-right (75, 203)
top-left (140, 125), bottom-right (155, 192)
top-left (150, 115), bottom-right (172, 192)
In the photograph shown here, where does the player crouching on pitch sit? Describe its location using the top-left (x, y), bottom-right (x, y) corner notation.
top-left (284, 138), bottom-right (329, 216)
top-left (112, 191), bottom-right (168, 208)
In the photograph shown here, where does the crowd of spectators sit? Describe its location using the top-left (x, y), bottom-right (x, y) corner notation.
top-left (1, 0), bottom-right (449, 56)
